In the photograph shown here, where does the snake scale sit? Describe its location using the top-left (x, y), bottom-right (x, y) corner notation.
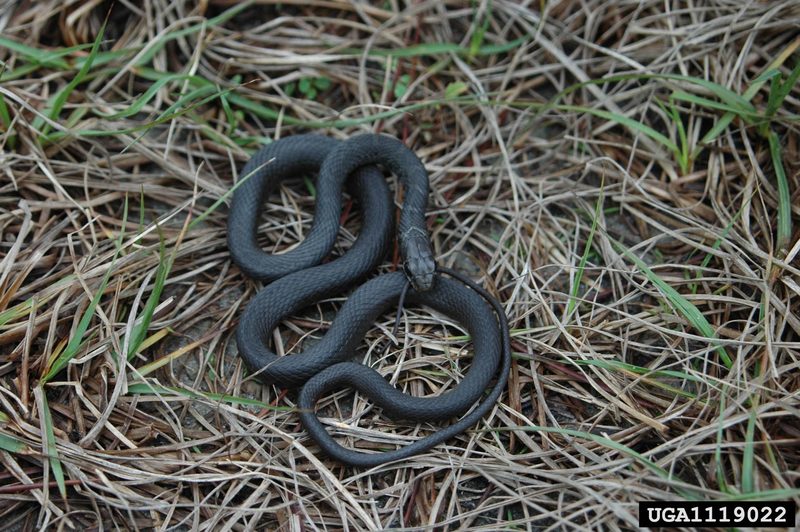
top-left (227, 134), bottom-right (510, 467)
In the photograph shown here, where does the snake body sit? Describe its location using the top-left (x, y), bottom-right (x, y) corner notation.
top-left (228, 134), bottom-right (510, 467)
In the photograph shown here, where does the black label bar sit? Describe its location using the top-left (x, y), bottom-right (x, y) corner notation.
top-left (638, 501), bottom-right (796, 527)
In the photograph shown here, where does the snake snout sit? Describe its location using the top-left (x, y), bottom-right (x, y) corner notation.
top-left (404, 254), bottom-right (436, 292)
top-left (401, 229), bottom-right (437, 292)
top-left (410, 269), bottom-right (434, 292)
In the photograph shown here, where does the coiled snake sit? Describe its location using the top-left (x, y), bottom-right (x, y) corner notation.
top-left (227, 134), bottom-right (510, 467)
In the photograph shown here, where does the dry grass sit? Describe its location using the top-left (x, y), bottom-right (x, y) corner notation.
top-left (1, 0), bottom-right (799, 529)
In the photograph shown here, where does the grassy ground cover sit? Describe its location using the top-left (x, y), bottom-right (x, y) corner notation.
top-left (0, 1), bottom-right (798, 529)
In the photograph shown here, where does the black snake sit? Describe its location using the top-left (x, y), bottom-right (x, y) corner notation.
top-left (227, 134), bottom-right (510, 467)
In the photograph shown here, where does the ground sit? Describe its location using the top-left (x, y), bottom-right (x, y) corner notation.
top-left (0, 0), bottom-right (799, 530)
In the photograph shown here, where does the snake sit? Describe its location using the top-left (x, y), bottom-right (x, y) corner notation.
top-left (227, 133), bottom-right (510, 467)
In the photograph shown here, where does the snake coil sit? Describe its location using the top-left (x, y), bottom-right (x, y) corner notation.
top-left (228, 134), bottom-right (510, 467)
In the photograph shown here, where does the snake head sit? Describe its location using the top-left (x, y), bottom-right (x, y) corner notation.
top-left (401, 229), bottom-right (436, 292)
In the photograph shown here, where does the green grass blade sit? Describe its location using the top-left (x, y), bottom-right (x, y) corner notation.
top-left (0, 63), bottom-right (43, 83)
top-left (445, 81), bottom-right (469, 100)
top-left (723, 488), bottom-right (800, 501)
top-left (765, 73), bottom-right (783, 126)
top-left (342, 36), bottom-right (527, 60)
top-left (474, 36), bottom-right (528, 55)
top-left (97, 73), bottom-right (199, 119)
top-left (714, 390), bottom-right (731, 493)
top-left (0, 432), bottom-right (25, 453)
top-left (0, 37), bottom-right (82, 69)
top-left (777, 62), bottom-right (800, 102)
top-left (741, 406), bottom-right (757, 494)
top-left (0, 91), bottom-right (16, 149)
top-left (127, 382), bottom-right (292, 411)
top-left (157, 84), bottom-right (219, 119)
top-left (219, 90), bottom-right (238, 134)
top-left (41, 271), bottom-right (113, 382)
top-left (0, 38), bottom-right (127, 72)
top-left (0, 80), bottom-right (17, 150)
top-left (668, 101), bottom-right (690, 173)
top-left (37, 388), bottom-right (66, 498)
top-left (665, 75), bottom-right (755, 114)
top-left (695, 113), bottom-right (736, 160)
top-left (42, 272), bottom-right (113, 381)
top-left (568, 184), bottom-right (603, 315)
top-left (64, 106), bottom-right (89, 128)
top-left (126, 234), bottom-right (172, 360)
top-left (103, 71), bottom-right (687, 150)
top-left (614, 239), bottom-right (732, 369)
top-left (560, 104), bottom-right (678, 153)
top-left (41, 198), bottom-right (127, 383)
top-left (137, 187), bottom-right (146, 237)
top-left (767, 131), bottom-right (792, 253)
top-left (181, 109), bottom-right (243, 150)
top-left (654, 97), bottom-right (689, 173)
top-left (468, 2), bottom-right (492, 58)
top-left (766, 63), bottom-right (800, 119)
top-left (671, 90), bottom-right (760, 121)
top-left (574, 359), bottom-right (703, 383)
top-left (512, 424), bottom-right (699, 500)
top-left (744, 69), bottom-right (781, 101)
top-left (573, 359), bottom-right (699, 399)
top-left (0, 276), bottom-right (77, 328)
top-left (686, 63), bottom-right (798, 153)
top-left (0, 298), bottom-right (34, 328)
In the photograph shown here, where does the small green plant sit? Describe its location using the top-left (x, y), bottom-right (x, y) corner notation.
top-left (41, 198), bottom-right (127, 383)
top-left (545, 57), bottom-right (797, 256)
top-left (285, 76), bottom-right (331, 100)
top-left (445, 81), bottom-right (468, 100)
top-left (393, 73), bottom-right (411, 98)
top-left (655, 98), bottom-right (692, 175)
top-left (670, 61), bottom-right (798, 253)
